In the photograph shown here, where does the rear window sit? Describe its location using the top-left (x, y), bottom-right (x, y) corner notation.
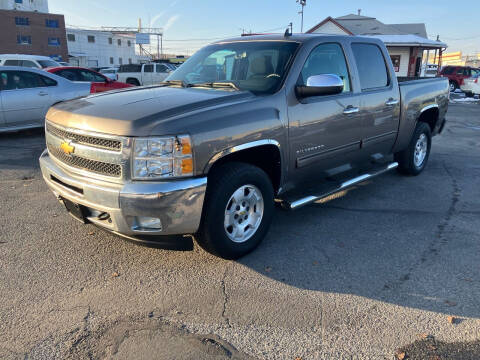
top-left (441, 66), bottom-right (455, 75)
top-left (38, 59), bottom-right (60, 68)
top-left (118, 64), bottom-right (142, 73)
top-left (351, 43), bottom-right (389, 90)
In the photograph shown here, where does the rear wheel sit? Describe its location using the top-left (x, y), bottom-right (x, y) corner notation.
top-left (449, 81), bottom-right (458, 92)
top-left (197, 162), bottom-right (274, 259)
top-left (394, 122), bottom-right (432, 176)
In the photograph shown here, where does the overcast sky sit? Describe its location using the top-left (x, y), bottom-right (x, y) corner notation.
top-left (49, 0), bottom-right (479, 56)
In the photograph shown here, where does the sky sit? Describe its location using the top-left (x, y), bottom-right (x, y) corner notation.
top-left (49, 0), bottom-right (479, 56)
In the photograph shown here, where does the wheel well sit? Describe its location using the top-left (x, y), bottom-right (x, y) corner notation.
top-left (418, 107), bottom-right (439, 132)
top-left (126, 78), bottom-right (139, 85)
top-left (207, 145), bottom-right (282, 193)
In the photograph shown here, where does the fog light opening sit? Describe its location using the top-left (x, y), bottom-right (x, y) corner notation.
top-left (136, 217), bottom-right (163, 230)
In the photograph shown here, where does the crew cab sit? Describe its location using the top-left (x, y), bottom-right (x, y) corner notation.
top-left (46, 67), bottom-right (133, 93)
top-left (117, 63), bottom-right (171, 86)
top-left (39, 34), bottom-right (449, 259)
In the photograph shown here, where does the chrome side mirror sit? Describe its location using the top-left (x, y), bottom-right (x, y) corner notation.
top-left (296, 74), bottom-right (344, 98)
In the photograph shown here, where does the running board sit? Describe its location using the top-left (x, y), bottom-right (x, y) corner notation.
top-left (283, 162), bottom-right (398, 210)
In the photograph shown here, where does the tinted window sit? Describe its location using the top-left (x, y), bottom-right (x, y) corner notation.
top-left (21, 60), bottom-right (37, 68)
top-left (351, 43), bottom-right (389, 90)
top-left (56, 69), bottom-right (79, 81)
top-left (37, 60), bottom-right (59, 68)
top-left (39, 74), bottom-right (57, 86)
top-left (144, 65), bottom-right (154, 73)
top-left (441, 67), bottom-right (454, 75)
top-left (118, 64), bottom-right (142, 73)
top-left (156, 64), bottom-right (168, 73)
top-left (300, 43), bottom-right (351, 93)
top-left (77, 69), bottom-right (106, 82)
top-left (4, 60), bottom-right (20, 66)
top-left (0, 71), bottom-right (45, 90)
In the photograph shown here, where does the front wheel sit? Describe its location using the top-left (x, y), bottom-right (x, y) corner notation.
top-left (449, 81), bottom-right (458, 92)
top-left (197, 162), bottom-right (274, 259)
top-left (394, 122), bottom-right (432, 176)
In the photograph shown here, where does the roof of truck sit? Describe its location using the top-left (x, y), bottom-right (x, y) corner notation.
top-left (213, 33), bottom-right (358, 44)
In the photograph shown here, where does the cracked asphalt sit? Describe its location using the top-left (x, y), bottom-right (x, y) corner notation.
top-left (1, 103), bottom-right (479, 360)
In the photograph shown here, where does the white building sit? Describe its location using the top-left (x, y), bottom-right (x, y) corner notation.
top-left (66, 28), bottom-right (137, 68)
top-left (0, 0), bottom-right (48, 12)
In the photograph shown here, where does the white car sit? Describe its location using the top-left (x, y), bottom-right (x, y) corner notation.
top-left (117, 63), bottom-right (171, 86)
top-left (0, 54), bottom-right (61, 69)
top-left (99, 67), bottom-right (118, 81)
top-left (461, 74), bottom-right (480, 97)
top-left (0, 66), bottom-right (91, 132)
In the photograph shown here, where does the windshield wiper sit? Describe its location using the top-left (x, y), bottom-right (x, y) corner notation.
top-left (187, 82), bottom-right (240, 91)
top-left (160, 80), bottom-right (188, 87)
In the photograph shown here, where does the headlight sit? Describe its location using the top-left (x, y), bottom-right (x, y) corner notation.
top-left (132, 135), bottom-right (193, 179)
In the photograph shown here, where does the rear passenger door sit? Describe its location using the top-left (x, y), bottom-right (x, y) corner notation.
top-left (142, 64), bottom-right (154, 85)
top-left (350, 42), bottom-right (400, 157)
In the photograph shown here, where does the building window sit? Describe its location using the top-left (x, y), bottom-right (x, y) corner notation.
top-left (15, 0), bottom-right (23, 3)
top-left (17, 35), bottom-right (31, 45)
top-left (15, 17), bottom-right (29, 26)
top-left (128, 58), bottom-right (132, 64)
top-left (117, 39), bottom-right (121, 46)
top-left (67, 34), bottom-right (75, 42)
top-left (119, 58), bottom-right (123, 65)
top-left (45, 19), bottom-right (59, 28)
top-left (48, 37), bottom-right (60, 46)
top-left (127, 40), bottom-right (131, 47)
top-left (87, 35), bottom-right (95, 43)
top-left (108, 37), bottom-right (112, 45)
top-left (110, 57), bottom-right (114, 64)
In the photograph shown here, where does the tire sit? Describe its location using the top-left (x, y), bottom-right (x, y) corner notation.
top-left (394, 122), bottom-right (432, 176)
top-left (126, 78), bottom-right (140, 86)
top-left (197, 162), bottom-right (274, 259)
top-left (449, 81), bottom-right (458, 92)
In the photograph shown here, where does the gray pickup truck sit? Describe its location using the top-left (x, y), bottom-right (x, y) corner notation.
top-left (40, 34), bottom-right (449, 259)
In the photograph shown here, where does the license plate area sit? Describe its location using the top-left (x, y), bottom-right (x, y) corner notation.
top-left (61, 197), bottom-right (89, 224)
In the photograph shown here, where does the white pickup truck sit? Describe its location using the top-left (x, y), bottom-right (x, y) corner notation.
top-left (117, 63), bottom-right (171, 86)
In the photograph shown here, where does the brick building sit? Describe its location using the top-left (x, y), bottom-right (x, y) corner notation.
top-left (0, 9), bottom-right (68, 61)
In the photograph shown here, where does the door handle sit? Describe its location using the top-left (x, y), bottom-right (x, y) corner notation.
top-left (343, 106), bottom-right (359, 114)
top-left (385, 98), bottom-right (399, 106)
top-left (38, 91), bottom-right (48, 96)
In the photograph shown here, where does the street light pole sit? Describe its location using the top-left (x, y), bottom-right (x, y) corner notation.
top-left (296, 0), bottom-right (306, 33)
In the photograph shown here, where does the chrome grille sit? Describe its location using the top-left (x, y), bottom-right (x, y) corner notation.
top-left (46, 123), bottom-right (122, 151)
top-left (47, 143), bottom-right (122, 177)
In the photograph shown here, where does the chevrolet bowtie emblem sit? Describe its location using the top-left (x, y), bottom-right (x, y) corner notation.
top-left (60, 141), bottom-right (75, 155)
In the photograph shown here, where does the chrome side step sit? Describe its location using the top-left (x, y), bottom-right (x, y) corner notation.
top-left (285, 162), bottom-right (398, 210)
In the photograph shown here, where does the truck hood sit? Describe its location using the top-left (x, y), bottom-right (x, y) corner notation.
top-left (46, 86), bottom-right (255, 136)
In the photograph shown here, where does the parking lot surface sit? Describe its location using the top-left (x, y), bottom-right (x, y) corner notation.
top-left (1, 103), bottom-right (479, 360)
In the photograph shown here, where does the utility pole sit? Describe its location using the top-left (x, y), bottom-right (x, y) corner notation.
top-left (296, 0), bottom-right (306, 33)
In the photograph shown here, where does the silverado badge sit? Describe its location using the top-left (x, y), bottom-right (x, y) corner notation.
top-left (60, 141), bottom-right (75, 155)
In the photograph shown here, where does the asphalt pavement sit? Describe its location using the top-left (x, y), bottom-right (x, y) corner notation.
top-left (0, 102), bottom-right (479, 360)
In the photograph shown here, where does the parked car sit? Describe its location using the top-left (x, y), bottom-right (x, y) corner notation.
top-left (420, 63), bottom-right (438, 78)
top-left (99, 67), bottom-right (119, 81)
top-left (460, 73), bottom-right (480, 97)
top-left (39, 34), bottom-right (449, 259)
top-left (117, 63), bottom-right (171, 86)
top-left (0, 54), bottom-right (60, 69)
top-left (439, 65), bottom-right (480, 92)
top-left (46, 66), bottom-right (133, 93)
top-left (0, 66), bottom-right (90, 133)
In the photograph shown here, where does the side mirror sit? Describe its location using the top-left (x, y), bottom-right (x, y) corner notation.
top-left (295, 74), bottom-right (344, 98)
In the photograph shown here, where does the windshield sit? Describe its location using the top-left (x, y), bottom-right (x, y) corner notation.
top-left (166, 41), bottom-right (299, 94)
top-left (38, 59), bottom-right (60, 68)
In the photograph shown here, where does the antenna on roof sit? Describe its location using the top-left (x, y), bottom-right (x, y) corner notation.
top-left (284, 22), bottom-right (293, 37)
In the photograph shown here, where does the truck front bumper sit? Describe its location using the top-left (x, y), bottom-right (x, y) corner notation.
top-left (39, 150), bottom-right (207, 238)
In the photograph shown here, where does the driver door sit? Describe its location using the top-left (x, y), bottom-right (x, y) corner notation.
top-left (288, 42), bottom-right (364, 184)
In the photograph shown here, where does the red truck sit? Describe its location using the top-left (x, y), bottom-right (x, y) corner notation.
top-left (46, 66), bottom-right (133, 93)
